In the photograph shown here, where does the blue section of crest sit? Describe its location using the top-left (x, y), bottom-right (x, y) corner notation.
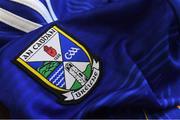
top-left (28, 62), bottom-right (44, 70)
top-left (59, 34), bottom-right (90, 62)
top-left (47, 63), bottom-right (66, 88)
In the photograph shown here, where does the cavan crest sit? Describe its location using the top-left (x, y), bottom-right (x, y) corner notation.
top-left (15, 26), bottom-right (100, 103)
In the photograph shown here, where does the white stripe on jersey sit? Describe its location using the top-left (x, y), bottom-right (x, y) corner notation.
top-left (10, 0), bottom-right (53, 23)
top-left (45, 0), bottom-right (58, 21)
top-left (0, 8), bottom-right (42, 32)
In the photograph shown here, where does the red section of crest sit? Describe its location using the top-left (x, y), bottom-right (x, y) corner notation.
top-left (44, 45), bottom-right (57, 57)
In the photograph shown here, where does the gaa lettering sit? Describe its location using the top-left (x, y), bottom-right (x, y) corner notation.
top-left (65, 47), bottom-right (80, 60)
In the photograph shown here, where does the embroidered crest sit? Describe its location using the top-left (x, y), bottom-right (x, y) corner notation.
top-left (14, 26), bottom-right (100, 103)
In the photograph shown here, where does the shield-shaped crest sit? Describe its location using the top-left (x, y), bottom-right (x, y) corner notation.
top-left (15, 26), bottom-right (100, 103)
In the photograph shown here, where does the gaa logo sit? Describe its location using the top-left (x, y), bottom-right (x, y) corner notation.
top-left (15, 26), bottom-right (100, 103)
top-left (65, 47), bottom-right (80, 60)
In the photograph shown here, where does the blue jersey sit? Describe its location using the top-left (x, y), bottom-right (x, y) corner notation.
top-left (0, 0), bottom-right (180, 119)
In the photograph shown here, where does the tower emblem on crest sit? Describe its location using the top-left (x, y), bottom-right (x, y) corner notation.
top-left (14, 26), bottom-right (100, 103)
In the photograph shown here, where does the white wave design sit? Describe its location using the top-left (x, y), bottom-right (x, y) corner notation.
top-left (49, 65), bottom-right (63, 81)
top-left (52, 71), bottom-right (64, 84)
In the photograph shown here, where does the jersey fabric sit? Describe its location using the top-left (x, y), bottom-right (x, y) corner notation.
top-left (0, 0), bottom-right (180, 119)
